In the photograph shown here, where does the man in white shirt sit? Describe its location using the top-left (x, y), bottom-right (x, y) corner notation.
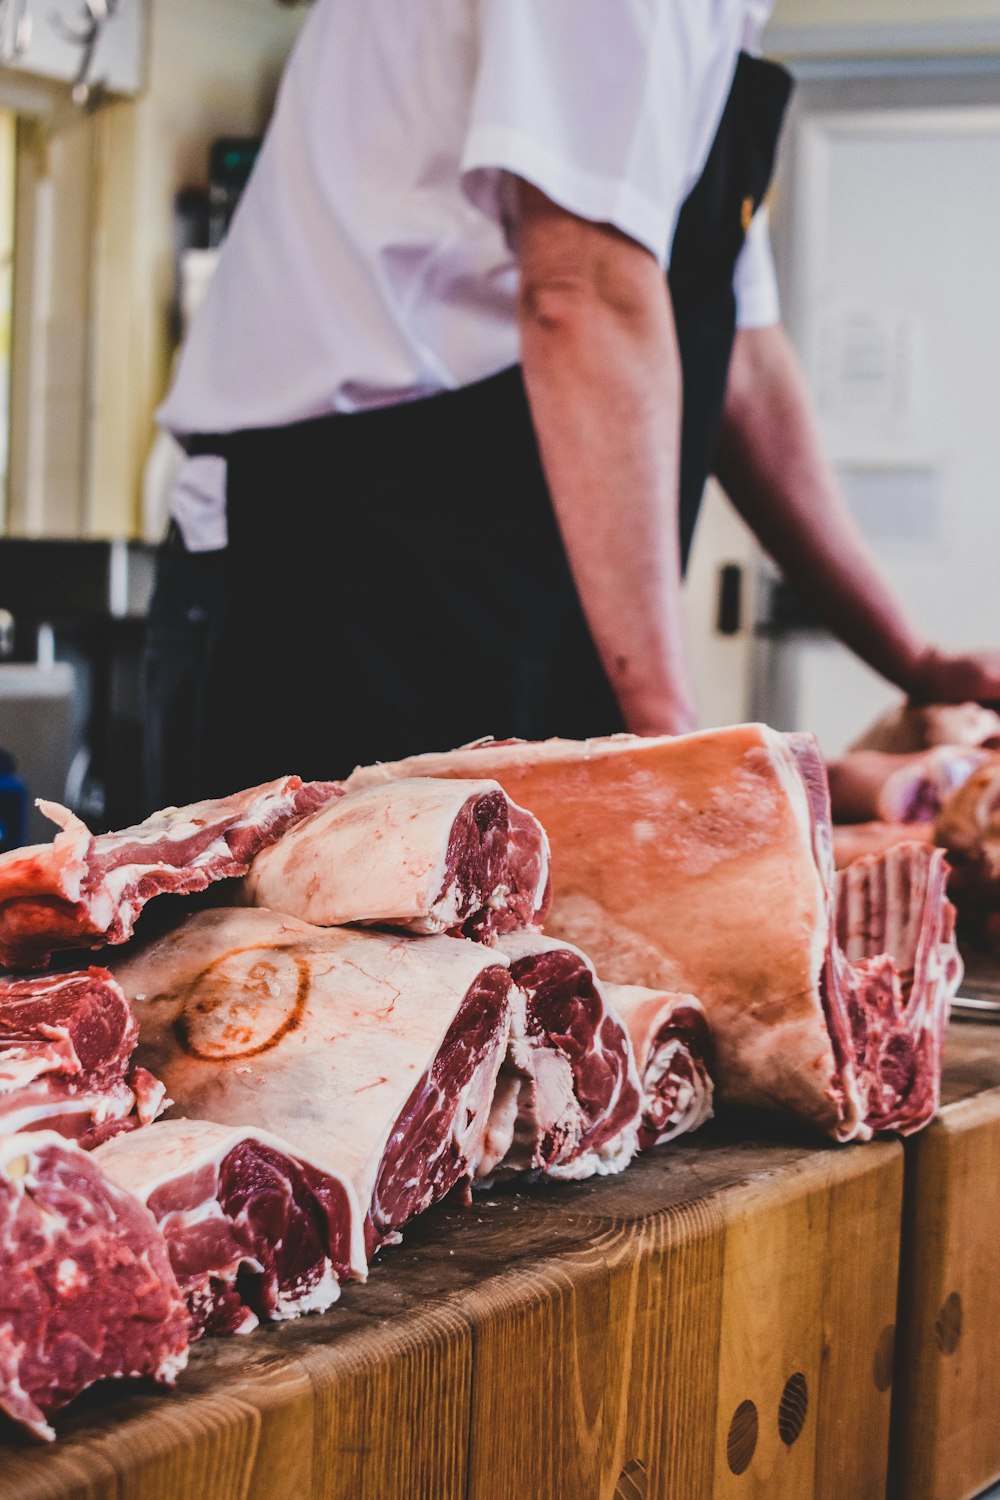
top-left (149, 0), bottom-right (1000, 797)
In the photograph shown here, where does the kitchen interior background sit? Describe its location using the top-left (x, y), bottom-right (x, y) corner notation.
top-left (0, 0), bottom-right (997, 843)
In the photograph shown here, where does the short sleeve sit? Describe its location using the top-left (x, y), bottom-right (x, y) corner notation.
top-left (461, 0), bottom-right (693, 266)
top-left (734, 207), bottom-right (781, 329)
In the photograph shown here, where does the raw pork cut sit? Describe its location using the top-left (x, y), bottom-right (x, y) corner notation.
top-left (349, 727), bottom-right (961, 1140)
top-left (934, 755), bottom-right (1000, 944)
top-left (0, 1130), bottom-right (188, 1441)
top-left (828, 747), bottom-right (989, 825)
top-left (0, 969), bottom-right (166, 1148)
top-left (0, 775), bottom-right (339, 970)
top-left (479, 932), bottom-right (640, 1182)
top-left (835, 842), bottom-right (957, 1133)
top-left (849, 701), bottom-right (1000, 755)
top-left (111, 908), bottom-right (513, 1255)
top-left (95, 1118), bottom-right (363, 1337)
top-left (602, 983), bottom-right (714, 1150)
top-left (240, 777), bottom-right (550, 939)
top-left (833, 822), bottom-right (933, 872)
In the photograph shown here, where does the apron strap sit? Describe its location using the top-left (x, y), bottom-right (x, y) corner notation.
top-left (668, 52), bottom-right (794, 568)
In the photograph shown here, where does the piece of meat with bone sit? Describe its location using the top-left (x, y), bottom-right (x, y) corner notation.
top-left (832, 821), bottom-right (933, 872)
top-left (349, 726), bottom-right (961, 1141)
top-left (94, 1118), bottom-right (363, 1337)
top-left (240, 777), bottom-right (550, 940)
top-left (0, 1130), bottom-right (189, 1442)
top-left (478, 932), bottom-right (640, 1182)
top-left (0, 968), bottom-right (167, 1148)
top-left (602, 983), bottom-right (714, 1150)
top-left (0, 775), bottom-right (340, 971)
top-left (828, 747), bottom-right (990, 826)
top-left (111, 908), bottom-right (514, 1258)
top-left (834, 842), bottom-right (959, 1133)
top-left (934, 755), bottom-right (1000, 945)
top-left (849, 700), bottom-right (1000, 755)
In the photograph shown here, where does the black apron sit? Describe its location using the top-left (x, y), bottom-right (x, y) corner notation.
top-left (143, 52), bottom-right (792, 802)
top-left (670, 51), bottom-right (794, 567)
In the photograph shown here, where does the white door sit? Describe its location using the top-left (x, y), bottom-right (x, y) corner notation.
top-left (754, 87), bottom-right (1000, 753)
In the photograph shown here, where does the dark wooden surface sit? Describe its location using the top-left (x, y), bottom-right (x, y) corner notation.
top-left (2, 1115), bottom-right (904, 1500)
top-left (891, 949), bottom-right (1000, 1500)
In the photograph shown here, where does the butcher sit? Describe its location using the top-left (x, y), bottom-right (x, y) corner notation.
top-left (146, 0), bottom-right (1000, 800)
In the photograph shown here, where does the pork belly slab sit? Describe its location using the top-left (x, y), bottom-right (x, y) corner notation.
top-left (95, 1119), bottom-right (362, 1337)
top-left (349, 726), bottom-right (961, 1141)
top-left (603, 984), bottom-right (714, 1150)
top-left (241, 777), bottom-right (550, 940)
top-left (479, 932), bottom-right (641, 1182)
top-left (0, 776), bottom-right (339, 971)
top-left (0, 969), bottom-right (166, 1147)
top-left (111, 908), bottom-right (513, 1255)
top-left (0, 1131), bottom-right (189, 1442)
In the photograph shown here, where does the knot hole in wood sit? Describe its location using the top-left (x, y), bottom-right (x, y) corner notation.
top-left (777, 1372), bottom-right (809, 1446)
top-left (727, 1399), bottom-right (758, 1475)
top-left (872, 1323), bottom-right (895, 1391)
top-left (614, 1457), bottom-right (648, 1499)
top-left (935, 1291), bottom-right (963, 1355)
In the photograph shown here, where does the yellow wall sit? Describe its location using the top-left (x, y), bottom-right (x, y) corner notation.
top-left (86, 0), bottom-right (304, 535)
top-left (771, 0), bottom-right (1000, 29)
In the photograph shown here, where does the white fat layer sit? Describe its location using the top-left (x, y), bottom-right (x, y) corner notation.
top-left (110, 912), bottom-right (508, 1268)
top-left (0, 1086), bottom-right (135, 1134)
top-left (0, 1039), bottom-right (78, 1094)
top-left (95, 1115), bottom-right (368, 1282)
top-left (0, 1129), bottom-right (82, 1173)
top-left (642, 1040), bottom-right (714, 1142)
top-left (0, 1357), bottom-right (55, 1442)
top-left (544, 1125), bottom-right (637, 1182)
top-left (153, 1347), bottom-right (190, 1385)
top-left (53, 1258), bottom-right (84, 1295)
top-left (270, 1262), bottom-right (341, 1320)
top-left (241, 780), bottom-right (501, 927)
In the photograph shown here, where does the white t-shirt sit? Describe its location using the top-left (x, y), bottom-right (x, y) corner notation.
top-left (161, 0), bottom-right (778, 458)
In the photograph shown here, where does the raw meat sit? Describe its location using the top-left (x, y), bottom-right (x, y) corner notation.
top-left (833, 822), bottom-right (933, 871)
top-left (0, 1130), bottom-right (188, 1441)
top-left (111, 908), bottom-right (514, 1255)
top-left (827, 747), bottom-right (988, 825)
top-left (935, 755), bottom-right (1000, 944)
top-left (850, 701), bottom-right (1000, 755)
top-left (479, 932), bottom-right (640, 1182)
top-left (349, 727), bottom-right (961, 1140)
top-left (0, 775), bottom-right (339, 971)
top-left (0, 969), bottom-right (166, 1148)
top-left (95, 1118), bottom-right (364, 1337)
top-left (835, 842), bottom-right (958, 1133)
top-left (602, 983), bottom-right (714, 1150)
top-left (240, 777), bottom-right (550, 940)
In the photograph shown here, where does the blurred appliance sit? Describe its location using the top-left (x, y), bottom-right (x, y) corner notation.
top-left (208, 137), bottom-right (261, 246)
top-left (0, 746), bottom-right (26, 852)
top-left (0, 659), bottom-right (73, 842)
top-left (0, 538), bottom-right (155, 836)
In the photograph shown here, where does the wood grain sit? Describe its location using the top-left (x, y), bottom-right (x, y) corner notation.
top-left (892, 1007), bottom-right (1000, 1500)
top-left (1, 1122), bottom-right (904, 1500)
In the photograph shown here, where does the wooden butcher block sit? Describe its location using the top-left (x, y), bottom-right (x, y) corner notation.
top-left (1, 1123), bottom-right (902, 1500)
top-left (891, 956), bottom-right (1000, 1500)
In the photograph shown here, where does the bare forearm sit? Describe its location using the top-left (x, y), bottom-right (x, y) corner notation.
top-left (517, 193), bottom-right (693, 734)
top-left (716, 324), bottom-right (930, 693)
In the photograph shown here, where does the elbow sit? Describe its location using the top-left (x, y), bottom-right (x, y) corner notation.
top-left (517, 263), bottom-right (664, 341)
